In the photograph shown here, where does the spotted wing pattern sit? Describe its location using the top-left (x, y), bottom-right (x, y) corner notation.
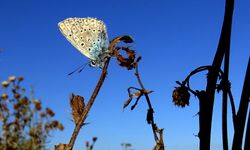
top-left (58, 17), bottom-right (109, 67)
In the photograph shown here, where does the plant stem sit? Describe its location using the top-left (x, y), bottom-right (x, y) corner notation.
top-left (244, 109), bottom-right (250, 150)
top-left (232, 58), bottom-right (250, 149)
top-left (68, 58), bottom-right (110, 150)
top-left (134, 62), bottom-right (159, 143)
top-left (199, 0), bottom-right (234, 149)
top-left (222, 24), bottom-right (230, 150)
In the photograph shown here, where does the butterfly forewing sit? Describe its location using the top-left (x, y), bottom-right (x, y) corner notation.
top-left (58, 18), bottom-right (109, 62)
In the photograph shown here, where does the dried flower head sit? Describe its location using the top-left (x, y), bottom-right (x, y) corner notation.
top-left (1, 93), bottom-right (8, 100)
top-left (46, 107), bottom-right (55, 117)
top-left (1, 81), bottom-right (9, 88)
top-left (40, 112), bottom-right (46, 118)
top-left (8, 76), bottom-right (16, 82)
top-left (57, 122), bottom-right (64, 131)
top-left (17, 76), bottom-right (24, 82)
top-left (70, 94), bottom-right (85, 124)
top-left (92, 137), bottom-right (97, 142)
top-left (20, 97), bottom-right (30, 105)
top-left (14, 93), bottom-right (21, 99)
top-left (172, 86), bottom-right (190, 107)
top-left (114, 47), bottom-right (136, 70)
top-left (33, 99), bottom-right (42, 110)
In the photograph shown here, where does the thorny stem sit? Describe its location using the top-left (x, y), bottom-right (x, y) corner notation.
top-left (67, 58), bottom-right (110, 150)
top-left (134, 62), bottom-right (159, 143)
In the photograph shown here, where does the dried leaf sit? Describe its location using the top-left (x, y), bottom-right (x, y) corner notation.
top-left (123, 96), bottom-right (133, 109)
top-left (146, 108), bottom-right (154, 124)
top-left (70, 94), bottom-right (85, 124)
top-left (118, 35), bottom-right (134, 43)
top-left (132, 91), bottom-right (141, 97)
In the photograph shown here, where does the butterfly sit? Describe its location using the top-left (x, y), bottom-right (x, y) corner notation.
top-left (58, 17), bottom-right (110, 68)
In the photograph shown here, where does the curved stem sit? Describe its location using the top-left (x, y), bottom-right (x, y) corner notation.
top-left (134, 62), bottom-right (158, 142)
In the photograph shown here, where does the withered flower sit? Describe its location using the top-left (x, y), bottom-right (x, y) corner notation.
top-left (172, 86), bottom-right (190, 107)
top-left (0, 93), bottom-right (8, 100)
top-left (33, 99), bottom-right (42, 111)
top-left (14, 103), bottom-right (20, 110)
top-left (1, 81), bottom-right (9, 88)
top-left (8, 76), bottom-right (16, 82)
top-left (40, 112), bottom-right (46, 118)
top-left (20, 97), bottom-right (29, 105)
top-left (114, 47), bottom-right (136, 70)
top-left (14, 93), bottom-right (21, 99)
top-left (92, 137), bottom-right (97, 142)
top-left (17, 76), bottom-right (24, 82)
top-left (46, 107), bottom-right (55, 117)
top-left (57, 122), bottom-right (64, 131)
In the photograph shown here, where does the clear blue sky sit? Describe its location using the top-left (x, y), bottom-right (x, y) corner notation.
top-left (0, 0), bottom-right (249, 149)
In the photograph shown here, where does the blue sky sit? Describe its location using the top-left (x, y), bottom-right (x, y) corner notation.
top-left (0, 0), bottom-right (249, 149)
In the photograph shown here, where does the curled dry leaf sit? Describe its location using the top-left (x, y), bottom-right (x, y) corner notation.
top-left (123, 96), bottom-right (133, 109)
top-left (118, 35), bottom-right (134, 43)
top-left (70, 93), bottom-right (85, 125)
top-left (115, 47), bottom-right (136, 70)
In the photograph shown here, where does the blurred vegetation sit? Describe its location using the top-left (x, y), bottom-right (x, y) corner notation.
top-left (0, 76), bottom-right (64, 150)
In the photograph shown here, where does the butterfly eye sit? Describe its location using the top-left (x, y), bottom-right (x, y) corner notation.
top-left (90, 61), bottom-right (96, 66)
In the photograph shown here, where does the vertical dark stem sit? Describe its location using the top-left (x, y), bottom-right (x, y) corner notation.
top-left (232, 58), bottom-right (250, 150)
top-left (199, 0), bottom-right (234, 149)
top-left (222, 30), bottom-right (230, 150)
top-left (244, 109), bottom-right (250, 150)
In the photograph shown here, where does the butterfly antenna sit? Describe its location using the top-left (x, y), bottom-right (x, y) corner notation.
top-left (78, 62), bottom-right (88, 73)
top-left (68, 62), bottom-right (88, 76)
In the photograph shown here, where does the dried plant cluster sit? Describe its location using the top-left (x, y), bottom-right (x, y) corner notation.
top-left (85, 137), bottom-right (97, 150)
top-left (172, 0), bottom-right (250, 150)
top-left (55, 35), bottom-right (164, 150)
top-left (0, 76), bottom-right (64, 150)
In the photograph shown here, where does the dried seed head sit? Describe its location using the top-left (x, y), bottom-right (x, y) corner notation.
top-left (114, 47), bottom-right (136, 70)
top-left (14, 93), bottom-right (21, 99)
top-left (17, 76), bottom-right (24, 82)
top-left (8, 76), bottom-right (16, 82)
top-left (40, 112), bottom-right (46, 118)
top-left (172, 86), bottom-right (190, 107)
top-left (33, 99), bottom-right (42, 111)
top-left (0, 93), bottom-right (8, 100)
top-left (92, 137), bottom-right (97, 142)
top-left (70, 94), bottom-right (85, 124)
top-left (57, 122), bottom-right (64, 130)
top-left (20, 97), bottom-right (29, 105)
top-left (1, 81), bottom-right (9, 88)
top-left (46, 107), bottom-right (55, 117)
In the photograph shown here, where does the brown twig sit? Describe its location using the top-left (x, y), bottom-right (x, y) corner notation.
top-left (134, 62), bottom-right (164, 148)
top-left (68, 59), bottom-right (110, 150)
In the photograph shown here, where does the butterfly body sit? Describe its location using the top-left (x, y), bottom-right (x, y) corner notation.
top-left (58, 17), bottom-right (109, 68)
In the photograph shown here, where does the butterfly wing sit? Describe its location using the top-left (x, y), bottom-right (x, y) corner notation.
top-left (58, 17), bottom-right (109, 61)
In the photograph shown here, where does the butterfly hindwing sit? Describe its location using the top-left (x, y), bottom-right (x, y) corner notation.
top-left (58, 17), bottom-right (109, 67)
